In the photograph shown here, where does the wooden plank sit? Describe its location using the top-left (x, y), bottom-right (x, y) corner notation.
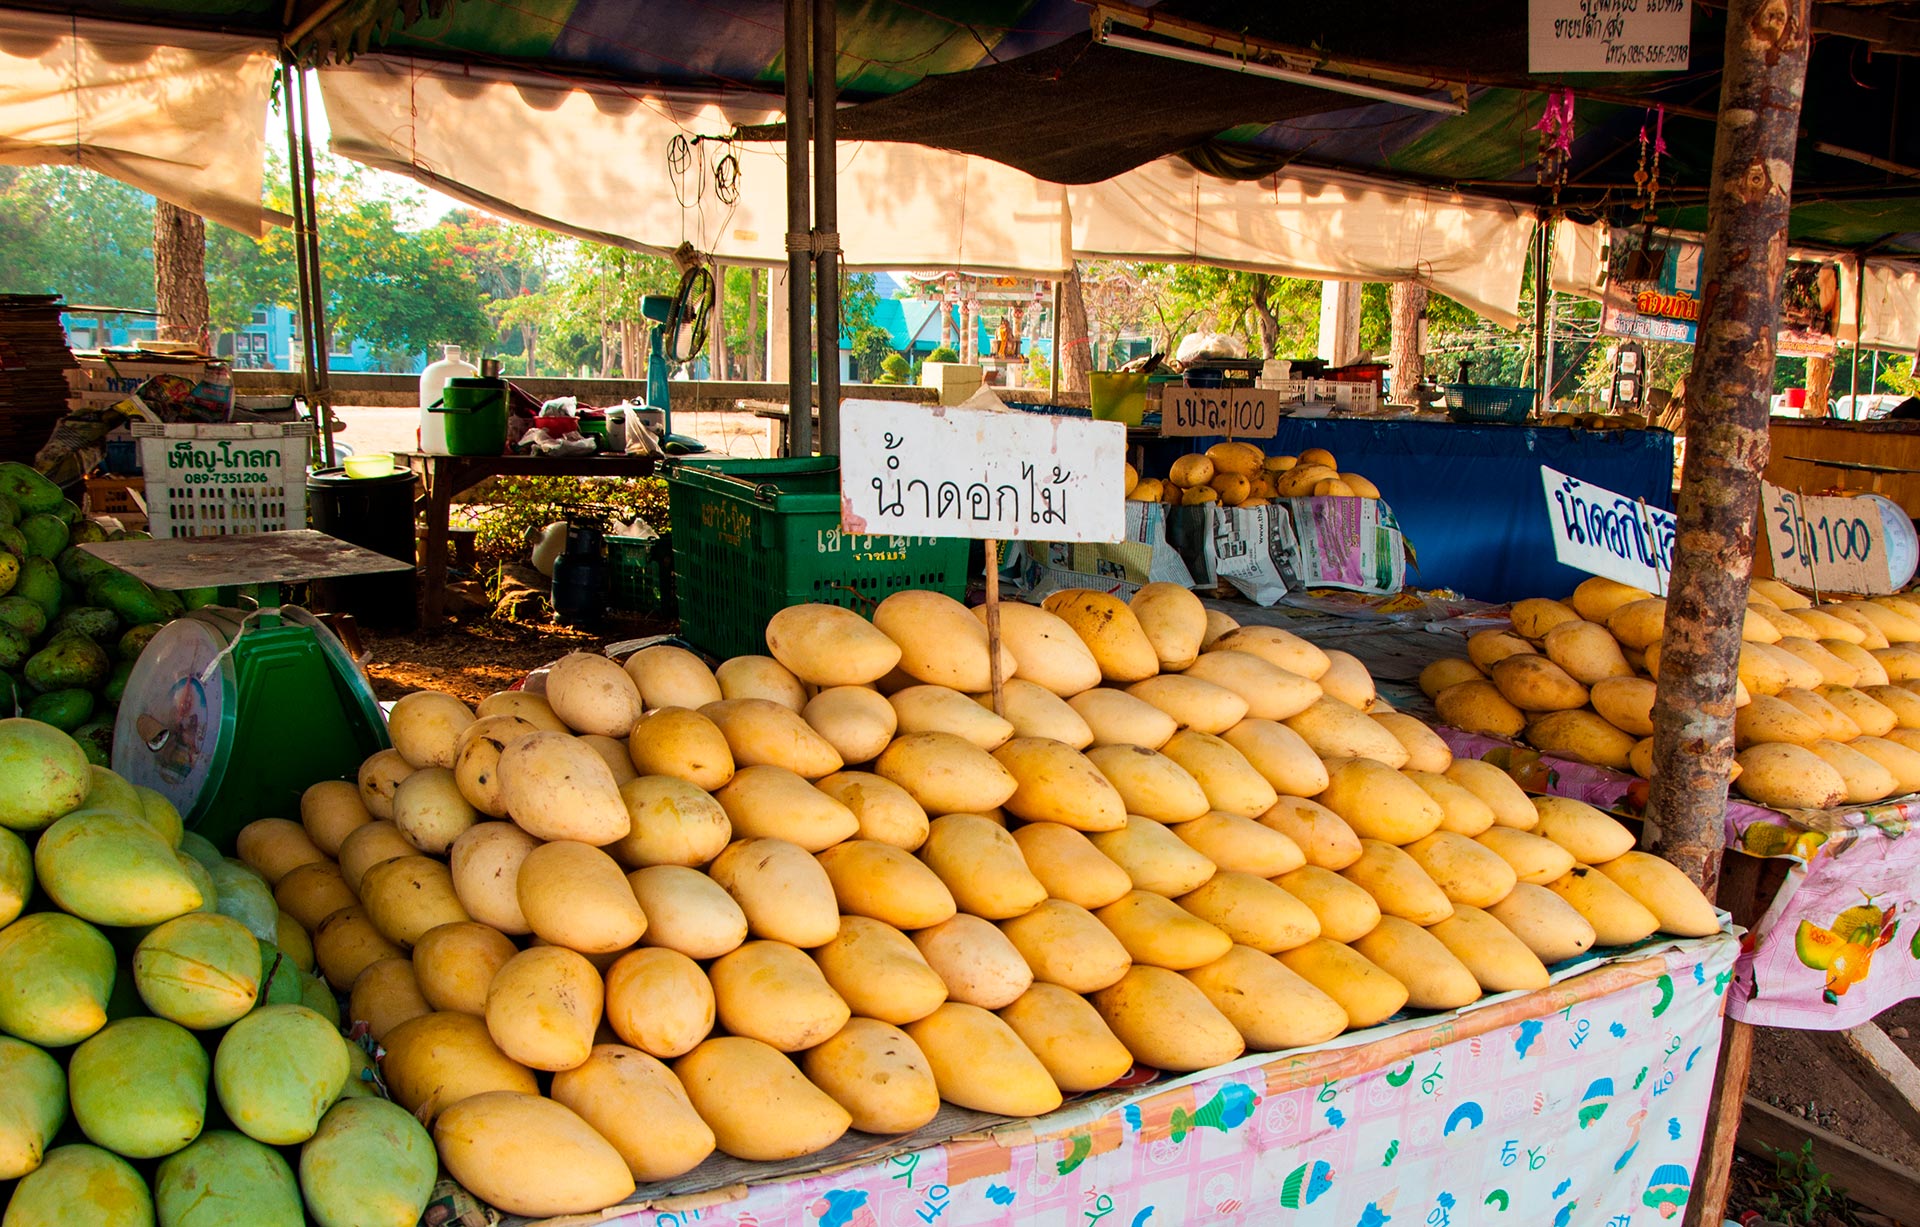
top-left (1737, 1095), bottom-right (1920, 1221)
top-left (1685, 1019), bottom-right (1755, 1227)
top-left (1817, 1023), bottom-right (1920, 1139)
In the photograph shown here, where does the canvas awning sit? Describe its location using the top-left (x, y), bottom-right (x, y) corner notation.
top-left (321, 54), bottom-right (1537, 323)
top-left (0, 11), bottom-right (281, 235)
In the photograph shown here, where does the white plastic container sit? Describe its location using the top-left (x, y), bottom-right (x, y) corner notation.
top-left (418, 345), bottom-right (477, 453)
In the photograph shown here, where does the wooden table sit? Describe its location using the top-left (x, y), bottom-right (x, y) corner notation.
top-left (402, 452), bottom-right (658, 623)
top-left (82, 529), bottom-right (412, 596)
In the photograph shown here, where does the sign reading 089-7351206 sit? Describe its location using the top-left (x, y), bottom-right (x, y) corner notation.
top-left (838, 400), bottom-right (1127, 544)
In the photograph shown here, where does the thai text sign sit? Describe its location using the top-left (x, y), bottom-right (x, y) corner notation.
top-left (1160, 387), bottom-right (1282, 439)
top-left (1529, 0), bottom-right (1691, 72)
top-left (1761, 482), bottom-right (1894, 594)
top-left (840, 400), bottom-right (1126, 543)
top-left (1542, 465), bottom-right (1675, 591)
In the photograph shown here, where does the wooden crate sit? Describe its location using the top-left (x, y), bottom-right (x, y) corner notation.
top-left (84, 475), bottom-right (148, 531)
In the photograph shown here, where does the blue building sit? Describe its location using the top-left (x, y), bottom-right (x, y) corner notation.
top-left (61, 304), bottom-right (412, 374)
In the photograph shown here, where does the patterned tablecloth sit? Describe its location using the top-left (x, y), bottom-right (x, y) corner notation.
top-left (553, 937), bottom-right (1736, 1227)
top-left (1437, 728), bottom-right (1920, 1032)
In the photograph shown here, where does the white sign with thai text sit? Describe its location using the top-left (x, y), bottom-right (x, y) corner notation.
top-left (1760, 483), bottom-right (1915, 595)
top-left (840, 400), bottom-right (1126, 543)
top-left (1530, 0), bottom-right (1691, 72)
top-left (1542, 465), bottom-right (1676, 591)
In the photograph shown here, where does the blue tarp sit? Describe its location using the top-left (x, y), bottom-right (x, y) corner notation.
top-left (1142, 419), bottom-right (1677, 604)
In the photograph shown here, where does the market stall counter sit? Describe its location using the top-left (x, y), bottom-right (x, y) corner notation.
top-left (1139, 418), bottom-right (1676, 603)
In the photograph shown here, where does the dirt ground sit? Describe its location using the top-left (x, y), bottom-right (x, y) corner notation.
top-left (358, 613), bottom-right (1920, 1225)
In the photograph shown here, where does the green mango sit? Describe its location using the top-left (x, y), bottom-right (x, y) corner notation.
top-left (180, 587), bottom-right (222, 611)
top-left (0, 523), bottom-right (27, 559)
top-left (213, 1004), bottom-right (348, 1146)
top-left (26, 688), bottom-right (96, 730)
top-left (3, 1143), bottom-right (153, 1227)
top-left (0, 1035), bottom-right (65, 1180)
top-left (178, 830), bottom-right (222, 872)
top-left (253, 942), bottom-right (303, 1008)
top-left (72, 717), bottom-right (115, 767)
top-left (335, 1041), bottom-right (378, 1099)
top-left (122, 530), bottom-right (151, 541)
top-left (0, 912), bottom-right (116, 1047)
top-left (118, 622), bottom-right (162, 661)
top-left (0, 824), bottom-right (29, 927)
top-left (298, 1097), bottom-right (436, 1227)
top-left (69, 519), bottom-right (106, 545)
top-left (51, 500), bottom-right (81, 527)
top-left (156, 1130), bottom-right (303, 1227)
top-left (0, 492), bottom-right (17, 528)
top-left (53, 606), bottom-right (120, 644)
top-left (207, 861), bottom-right (276, 943)
top-left (298, 971), bottom-right (340, 1029)
top-left (274, 912), bottom-right (313, 974)
top-left (135, 913), bottom-right (261, 1030)
top-left (103, 661), bottom-right (133, 706)
top-left (86, 574), bottom-right (171, 627)
top-left (34, 808), bottom-right (202, 927)
top-left (0, 463), bottom-right (65, 515)
top-left (0, 551), bottom-right (14, 598)
top-left (0, 595), bottom-right (48, 638)
top-left (81, 765), bottom-right (142, 820)
top-left (57, 545), bottom-right (116, 588)
top-left (0, 624), bottom-right (28, 670)
top-left (68, 1016), bottom-right (209, 1159)
top-left (25, 631), bottom-right (110, 693)
top-left (175, 851), bottom-right (217, 916)
top-left (0, 715), bottom-right (91, 830)
top-left (14, 556), bottom-right (60, 619)
top-left (18, 514), bottom-right (67, 560)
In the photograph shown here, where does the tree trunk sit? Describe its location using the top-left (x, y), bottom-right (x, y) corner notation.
top-left (153, 202), bottom-right (209, 347)
top-left (746, 269), bottom-right (762, 381)
top-left (1250, 275), bottom-right (1281, 359)
top-left (1059, 263), bottom-right (1093, 393)
top-left (1389, 282), bottom-right (1427, 395)
top-left (1648, 0), bottom-right (1810, 900)
top-left (1803, 354), bottom-right (1833, 418)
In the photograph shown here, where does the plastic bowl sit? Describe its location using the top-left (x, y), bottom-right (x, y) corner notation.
top-left (344, 452), bottom-right (396, 479)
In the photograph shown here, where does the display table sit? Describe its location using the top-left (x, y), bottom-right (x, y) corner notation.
top-left (530, 937), bottom-right (1736, 1227)
top-left (1434, 729), bottom-right (1920, 1032)
top-left (401, 452), bottom-right (657, 623)
top-left (1138, 419), bottom-right (1676, 603)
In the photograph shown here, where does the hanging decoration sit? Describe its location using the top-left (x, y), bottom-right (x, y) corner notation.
top-left (1533, 88), bottom-right (1576, 201)
top-left (1633, 106), bottom-right (1667, 219)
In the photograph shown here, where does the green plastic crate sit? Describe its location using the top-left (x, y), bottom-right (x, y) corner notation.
top-left (665, 456), bottom-right (969, 660)
top-left (607, 533), bottom-right (675, 618)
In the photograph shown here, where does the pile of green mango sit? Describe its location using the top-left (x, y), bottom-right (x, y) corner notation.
top-left (0, 462), bottom-right (181, 763)
top-left (0, 718), bottom-right (436, 1227)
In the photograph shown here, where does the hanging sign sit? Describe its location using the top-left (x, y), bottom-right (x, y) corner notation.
top-left (1529, 0), bottom-right (1691, 72)
top-left (1597, 228), bottom-right (1842, 354)
top-left (1541, 465), bottom-right (1676, 592)
top-left (1160, 387), bottom-right (1282, 439)
top-left (1760, 483), bottom-right (1917, 595)
top-left (840, 400), bottom-right (1126, 543)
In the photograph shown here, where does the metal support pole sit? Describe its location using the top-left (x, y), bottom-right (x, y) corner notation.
top-left (280, 58), bottom-right (318, 412)
top-left (292, 65), bottom-right (337, 467)
top-left (813, 0), bottom-right (841, 455)
top-left (1532, 220), bottom-right (1550, 405)
top-left (783, 0), bottom-right (814, 456)
top-left (1643, 3), bottom-right (1813, 1222)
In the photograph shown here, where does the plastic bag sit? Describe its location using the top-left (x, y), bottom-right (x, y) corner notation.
top-left (1174, 332), bottom-right (1246, 365)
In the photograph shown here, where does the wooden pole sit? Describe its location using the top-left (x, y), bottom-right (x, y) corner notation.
top-left (984, 540), bottom-right (1005, 717)
top-left (1647, 3), bottom-right (1813, 1224)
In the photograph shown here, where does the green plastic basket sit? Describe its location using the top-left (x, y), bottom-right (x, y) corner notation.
top-left (607, 533), bottom-right (675, 618)
top-left (665, 456), bottom-right (970, 660)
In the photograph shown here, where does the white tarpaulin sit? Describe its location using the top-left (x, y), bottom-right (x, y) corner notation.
top-left (320, 55), bottom-right (1538, 314)
top-left (320, 56), bottom-right (1072, 276)
top-left (1068, 159), bottom-right (1538, 326)
top-left (0, 11), bottom-right (280, 236)
top-left (1551, 218), bottom-right (1919, 353)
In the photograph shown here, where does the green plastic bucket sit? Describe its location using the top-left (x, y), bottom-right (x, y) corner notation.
top-left (432, 378), bottom-right (508, 455)
top-left (1090, 372), bottom-right (1148, 425)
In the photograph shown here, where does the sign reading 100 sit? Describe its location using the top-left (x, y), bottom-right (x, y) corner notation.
top-left (1769, 489), bottom-right (1879, 568)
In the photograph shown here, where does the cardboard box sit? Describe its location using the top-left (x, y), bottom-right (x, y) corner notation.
top-left (919, 362), bottom-right (983, 407)
top-left (67, 354), bottom-right (231, 412)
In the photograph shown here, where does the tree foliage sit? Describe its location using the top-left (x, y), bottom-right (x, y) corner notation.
top-left (0, 166), bottom-right (155, 310)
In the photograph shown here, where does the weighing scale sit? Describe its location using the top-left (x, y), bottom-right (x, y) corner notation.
top-left (83, 530), bottom-right (405, 850)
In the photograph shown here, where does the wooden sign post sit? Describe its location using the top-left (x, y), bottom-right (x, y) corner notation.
top-left (839, 399), bottom-right (1128, 715)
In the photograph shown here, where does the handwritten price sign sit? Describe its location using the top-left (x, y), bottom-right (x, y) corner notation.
top-left (840, 399), bottom-right (1126, 543)
top-left (1541, 465), bottom-right (1675, 592)
top-left (1160, 388), bottom-right (1282, 439)
top-left (1760, 482), bottom-right (1916, 595)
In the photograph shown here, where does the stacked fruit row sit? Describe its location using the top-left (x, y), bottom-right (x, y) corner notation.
top-left (0, 719), bottom-right (434, 1227)
top-left (1421, 575), bottom-right (1920, 811)
top-left (1125, 444), bottom-right (1381, 507)
top-left (267, 584), bottom-right (1717, 1218)
top-left (0, 461), bottom-right (172, 753)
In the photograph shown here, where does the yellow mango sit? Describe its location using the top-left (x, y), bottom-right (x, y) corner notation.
top-left (1524, 710), bottom-right (1637, 770)
top-left (918, 813), bottom-right (1047, 919)
top-left (1095, 890), bottom-right (1233, 969)
top-left (765, 602), bottom-right (903, 686)
top-left (1511, 597), bottom-right (1583, 640)
top-left (1220, 717), bottom-right (1329, 797)
top-left (1776, 687), bottom-right (1863, 742)
top-left (811, 915), bottom-right (949, 1025)
top-left (611, 775), bottom-right (733, 870)
top-left (702, 698), bottom-right (843, 779)
top-left (1184, 650), bottom-right (1322, 721)
top-left (625, 865), bottom-right (749, 959)
top-left (1351, 916), bottom-right (1482, 1009)
top-left (1735, 694), bottom-right (1825, 747)
top-left (1443, 759), bottom-right (1537, 829)
top-left (1419, 657), bottom-right (1486, 699)
top-left (1177, 872), bottom-right (1319, 953)
top-left (814, 770), bottom-right (929, 850)
top-left (412, 921), bottom-right (516, 1016)
top-left (1531, 797), bottom-right (1637, 863)
top-left (359, 854), bottom-right (469, 950)
top-left (1258, 796), bottom-right (1363, 870)
top-left (998, 982), bottom-right (1135, 1092)
top-left (1184, 944), bottom-right (1346, 1051)
top-left (1486, 883), bottom-right (1597, 963)
top-left (1590, 677), bottom-right (1658, 738)
top-left (1545, 865), bottom-right (1659, 946)
top-left (816, 839), bottom-right (957, 930)
top-left (715, 654), bottom-right (808, 710)
top-left (801, 1018), bottom-right (941, 1135)
top-left (1476, 826), bottom-right (1578, 885)
top-left (1402, 830), bottom-right (1518, 908)
top-left (301, 778), bottom-right (372, 855)
top-left (432, 1092), bottom-right (633, 1217)
top-left (387, 690), bottom-right (477, 770)
top-left (1160, 729), bottom-right (1278, 818)
top-left (998, 898), bottom-right (1133, 992)
top-left (1569, 576), bottom-right (1654, 623)
top-left (676, 1037), bottom-right (850, 1160)
top-left (1174, 810), bottom-right (1305, 877)
top-left (1807, 738), bottom-right (1900, 803)
top-left (1314, 757), bottom-right (1444, 844)
top-left (603, 948), bottom-right (714, 1059)
top-left (911, 914), bottom-right (1034, 1009)
top-left (1089, 814), bottom-right (1218, 897)
top-left (707, 836), bottom-right (841, 948)
top-left (1092, 965), bottom-right (1245, 1071)
top-left (1275, 865), bottom-right (1381, 943)
top-left (1340, 839), bottom-right (1453, 925)
top-left (1011, 822), bottom-right (1134, 909)
top-left (1129, 582), bottom-right (1208, 670)
top-left (1275, 938), bottom-right (1408, 1029)
top-left (1594, 852), bottom-right (1720, 938)
top-left (1068, 687), bottom-right (1178, 749)
top-left (1435, 680), bottom-right (1527, 739)
top-left (381, 1012), bottom-right (537, 1125)
top-left (1846, 735), bottom-right (1920, 797)
top-left (800, 686), bottom-right (898, 766)
top-left (312, 905), bottom-right (402, 991)
top-left (1209, 625), bottom-right (1331, 679)
top-left (1427, 905), bottom-right (1551, 992)
top-left (1372, 712), bottom-right (1453, 773)
top-left (981, 602), bottom-right (1102, 697)
top-left (485, 945), bottom-right (604, 1072)
top-left (1466, 629), bottom-right (1537, 672)
top-left (874, 731), bottom-right (1019, 815)
top-left (1404, 770), bottom-right (1496, 837)
top-left (1047, 591), bottom-right (1158, 683)
top-left (347, 956), bottom-right (430, 1042)
top-left (973, 679), bottom-right (1095, 748)
top-left (1818, 685), bottom-right (1898, 737)
top-left (1778, 639), bottom-right (1863, 687)
top-left (709, 940), bottom-right (850, 1052)
top-left (993, 737), bottom-right (1127, 831)
top-left (1084, 744), bottom-right (1210, 823)
top-left (1542, 619), bottom-right (1634, 685)
top-left (550, 1044), bottom-right (715, 1181)
top-left (545, 652), bottom-right (645, 737)
top-left (878, 590), bottom-right (1015, 692)
top-left (516, 841), bottom-right (645, 954)
top-left (1126, 674), bottom-right (1249, 734)
top-left (712, 765), bottom-right (859, 852)
top-left (622, 645), bottom-right (723, 710)
top-left (906, 1003), bottom-right (1062, 1115)
top-left (891, 685), bottom-right (1015, 750)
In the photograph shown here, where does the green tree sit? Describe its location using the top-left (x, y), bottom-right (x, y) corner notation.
top-left (0, 166), bottom-right (155, 312)
top-left (849, 325), bottom-right (895, 383)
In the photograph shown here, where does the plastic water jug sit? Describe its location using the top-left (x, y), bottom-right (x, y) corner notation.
top-left (418, 345), bottom-right (477, 453)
